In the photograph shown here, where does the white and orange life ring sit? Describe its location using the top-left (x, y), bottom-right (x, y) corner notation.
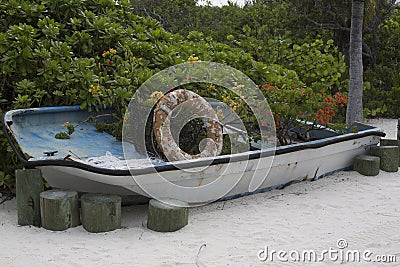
top-left (153, 89), bottom-right (223, 161)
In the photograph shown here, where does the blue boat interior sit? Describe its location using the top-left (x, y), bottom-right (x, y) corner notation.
top-left (5, 106), bottom-right (126, 161)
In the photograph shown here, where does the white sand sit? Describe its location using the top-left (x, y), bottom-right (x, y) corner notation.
top-left (1, 119), bottom-right (399, 266)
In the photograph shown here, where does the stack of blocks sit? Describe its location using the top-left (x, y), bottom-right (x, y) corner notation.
top-left (354, 119), bottom-right (400, 176)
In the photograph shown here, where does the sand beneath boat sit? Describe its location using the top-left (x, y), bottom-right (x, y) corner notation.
top-left (0, 119), bottom-right (399, 266)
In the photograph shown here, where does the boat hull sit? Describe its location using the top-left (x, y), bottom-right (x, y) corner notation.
top-left (37, 135), bottom-right (380, 202)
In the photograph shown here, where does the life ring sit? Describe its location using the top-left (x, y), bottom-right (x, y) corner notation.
top-left (153, 89), bottom-right (223, 161)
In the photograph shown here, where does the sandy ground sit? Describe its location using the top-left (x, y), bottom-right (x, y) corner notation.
top-left (0, 119), bottom-right (399, 267)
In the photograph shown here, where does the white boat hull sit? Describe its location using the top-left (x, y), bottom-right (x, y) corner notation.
top-left (38, 135), bottom-right (380, 202)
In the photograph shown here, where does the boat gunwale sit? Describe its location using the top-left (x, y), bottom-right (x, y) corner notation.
top-left (3, 107), bottom-right (385, 176)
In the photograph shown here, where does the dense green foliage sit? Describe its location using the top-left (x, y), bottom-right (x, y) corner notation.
top-left (132, 0), bottom-right (348, 92)
top-left (364, 8), bottom-right (400, 117)
top-left (133, 0), bottom-right (400, 118)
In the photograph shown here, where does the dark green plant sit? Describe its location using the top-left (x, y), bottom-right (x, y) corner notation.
top-left (55, 122), bottom-right (75, 139)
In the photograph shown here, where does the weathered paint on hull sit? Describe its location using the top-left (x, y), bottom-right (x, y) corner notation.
top-left (38, 135), bottom-right (380, 202)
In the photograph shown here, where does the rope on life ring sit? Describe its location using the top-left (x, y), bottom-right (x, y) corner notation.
top-left (153, 89), bottom-right (223, 161)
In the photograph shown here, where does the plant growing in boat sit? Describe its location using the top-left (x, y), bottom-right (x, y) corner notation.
top-left (259, 84), bottom-right (349, 145)
top-left (167, 78), bottom-right (350, 147)
top-left (55, 122), bottom-right (75, 139)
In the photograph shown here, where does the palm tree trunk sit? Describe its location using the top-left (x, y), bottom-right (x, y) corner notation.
top-left (346, 0), bottom-right (365, 124)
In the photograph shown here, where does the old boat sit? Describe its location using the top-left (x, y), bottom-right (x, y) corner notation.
top-left (3, 105), bottom-right (384, 204)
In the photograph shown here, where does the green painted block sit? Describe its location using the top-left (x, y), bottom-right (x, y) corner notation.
top-left (40, 189), bottom-right (80, 231)
top-left (381, 146), bottom-right (399, 172)
top-left (16, 169), bottom-right (43, 227)
top-left (370, 146), bottom-right (399, 172)
top-left (354, 155), bottom-right (380, 176)
top-left (147, 198), bottom-right (188, 232)
top-left (81, 193), bottom-right (121, 233)
top-left (380, 139), bottom-right (400, 167)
